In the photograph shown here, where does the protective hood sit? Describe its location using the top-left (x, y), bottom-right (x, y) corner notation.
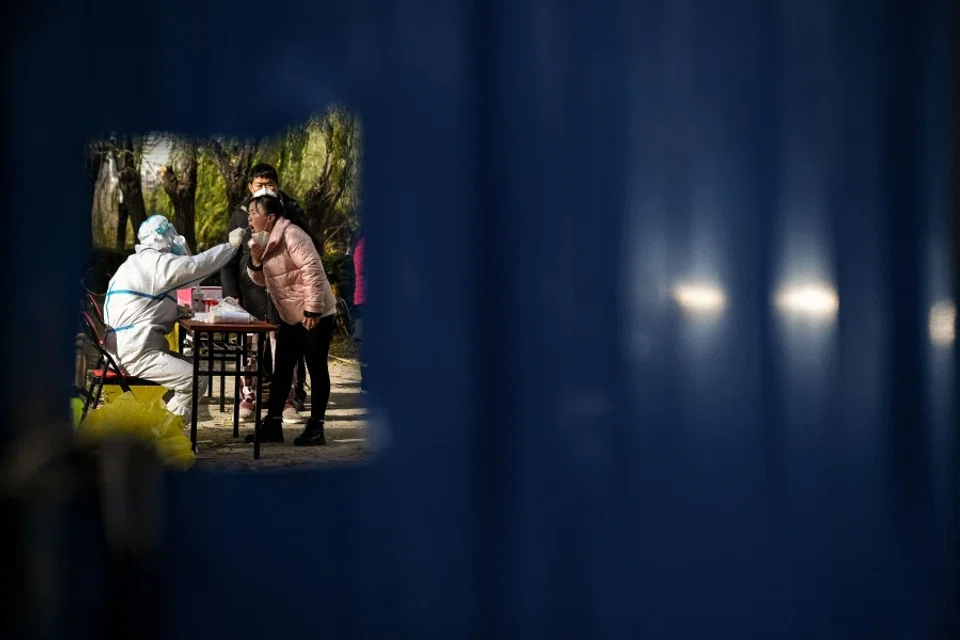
top-left (136, 215), bottom-right (191, 256)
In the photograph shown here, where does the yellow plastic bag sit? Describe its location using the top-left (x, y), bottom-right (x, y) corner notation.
top-left (70, 397), bottom-right (84, 428)
top-left (77, 391), bottom-right (196, 470)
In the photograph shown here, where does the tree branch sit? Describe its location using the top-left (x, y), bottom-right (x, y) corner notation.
top-left (329, 176), bottom-right (350, 212)
top-left (204, 137), bottom-right (230, 174)
top-left (158, 165), bottom-right (180, 200)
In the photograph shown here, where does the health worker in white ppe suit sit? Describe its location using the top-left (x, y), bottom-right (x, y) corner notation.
top-left (103, 215), bottom-right (246, 424)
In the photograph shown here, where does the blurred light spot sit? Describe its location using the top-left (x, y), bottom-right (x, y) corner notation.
top-left (671, 283), bottom-right (726, 315)
top-left (775, 284), bottom-right (839, 319)
top-left (928, 300), bottom-right (956, 346)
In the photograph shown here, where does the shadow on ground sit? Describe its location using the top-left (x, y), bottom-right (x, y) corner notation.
top-left (191, 360), bottom-right (372, 471)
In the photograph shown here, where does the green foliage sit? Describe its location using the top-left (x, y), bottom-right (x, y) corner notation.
top-left (194, 152), bottom-right (229, 249)
top-left (142, 152), bottom-right (227, 250)
top-left (250, 119), bottom-right (323, 202)
top-left (143, 185), bottom-right (174, 220)
top-left (323, 106), bottom-right (362, 226)
top-left (91, 106), bottom-right (362, 256)
top-left (253, 108), bottom-right (362, 248)
top-left (278, 122), bottom-right (312, 194)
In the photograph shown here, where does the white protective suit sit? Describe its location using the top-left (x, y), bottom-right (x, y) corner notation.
top-left (103, 215), bottom-right (244, 423)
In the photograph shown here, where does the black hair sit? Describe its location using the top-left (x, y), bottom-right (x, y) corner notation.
top-left (249, 163), bottom-right (279, 184)
top-left (250, 194), bottom-right (322, 251)
top-left (250, 194), bottom-right (291, 222)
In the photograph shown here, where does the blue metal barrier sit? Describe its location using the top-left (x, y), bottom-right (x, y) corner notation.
top-left (5, 0), bottom-right (956, 637)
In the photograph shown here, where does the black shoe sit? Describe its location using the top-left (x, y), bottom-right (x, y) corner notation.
top-left (293, 419), bottom-right (326, 446)
top-left (291, 397), bottom-right (306, 412)
top-left (244, 417), bottom-right (284, 444)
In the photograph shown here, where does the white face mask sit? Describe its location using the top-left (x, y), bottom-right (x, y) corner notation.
top-left (251, 230), bottom-right (270, 247)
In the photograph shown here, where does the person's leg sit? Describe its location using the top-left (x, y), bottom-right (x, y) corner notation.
top-left (266, 322), bottom-right (303, 420)
top-left (280, 361), bottom-right (306, 423)
top-left (294, 314), bottom-right (336, 446)
top-left (124, 350), bottom-right (208, 427)
top-left (292, 355), bottom-right (307, 409)
top-left (268, 331), bottom-right (277, 375)
top-left (267, 329), bottom-right (304, 424)
top-left (243, 323), bottom-right (302, 443)
top-left (239, 333), bottom-right (258, 421)
top-left (262, 331), bottom-right (274, 404)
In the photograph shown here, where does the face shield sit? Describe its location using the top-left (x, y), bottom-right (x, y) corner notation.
top-left (170, 235), bottom-right (191, 256)
top-left (138, 215), bottom-right (191, 255)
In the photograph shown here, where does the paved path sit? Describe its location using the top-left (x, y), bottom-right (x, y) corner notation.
top-left (192, 360), bottom-right (372, 471)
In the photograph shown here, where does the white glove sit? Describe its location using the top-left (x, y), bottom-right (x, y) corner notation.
top-left (228, 227), bottom-right (246, 248)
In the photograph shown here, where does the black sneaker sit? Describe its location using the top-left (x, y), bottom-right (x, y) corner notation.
top-left (244, 417), bottom-right (284, 444)
top-left (291, 397), bottom-right (306, 412)
top-left (293, 419), bottom-right (326, 446)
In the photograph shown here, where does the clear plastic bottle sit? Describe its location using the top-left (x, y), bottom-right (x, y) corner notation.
top-left (192, 286), bottom-right (204, 313)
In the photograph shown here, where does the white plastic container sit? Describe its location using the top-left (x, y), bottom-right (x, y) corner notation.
top-left (191, 286), bottom-right (204, 313)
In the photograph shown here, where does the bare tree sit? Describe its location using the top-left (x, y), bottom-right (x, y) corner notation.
top-left (158, 138), bottom-right (199, 251)
top-left (203, 137), bottom-right (255, 214)
top-left (86, 139), bottom-right (105, 188)
top-left (110, 134), bottom-right (149, 244)
top-left (116, 195), bottom-right (130, 250)
top-left (301, 108), bottom-right (361, 249)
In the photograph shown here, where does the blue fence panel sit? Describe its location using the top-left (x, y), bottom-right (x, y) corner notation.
top-left (5, 0), bottom-right (956, 637)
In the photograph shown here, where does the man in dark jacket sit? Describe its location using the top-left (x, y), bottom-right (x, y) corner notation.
top-left (221, 164), bottom-right (309, 317)
top-left (222, 163), bottom-right (310, 418)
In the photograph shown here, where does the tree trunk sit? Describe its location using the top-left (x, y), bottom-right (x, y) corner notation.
top-left (180, 142), bottom-right (198, 250)
top-left (303, 151), bottom-right (351, 250)
top-left (112, 135), bottom-right (148, 236)
top-left (224, 147), bottom-right (251, 214)
top-left (116, 199), bottom-right (129, 250)
top-left (205, 138), bottom-right (254, 215)
top-left (300, 109), bottom-right (360, 253)
top-left (88, 141), bottom-right (107, 248)
top-left (86, 141), bottom-right (104, 189)
top-left (159, 139), bottom-right (199, 252)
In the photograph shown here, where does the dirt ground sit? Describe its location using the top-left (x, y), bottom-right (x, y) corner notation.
top-left (191, 358), bottom-right (373, 471)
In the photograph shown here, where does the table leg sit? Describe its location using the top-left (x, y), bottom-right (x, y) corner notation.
top-left (233, 333), bottom-right (243, 439)
top-left (207, 332), bottom-right (214, 397)
top-left (218, 332), bottom-right (226, 412)
top-left (254, 333), bottom-right (265, 460)
top-left (190, 330), bottom-right (201, 454)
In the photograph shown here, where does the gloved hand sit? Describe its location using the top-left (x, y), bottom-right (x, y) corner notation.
top-left (228, 227), bottom-right (245, 248)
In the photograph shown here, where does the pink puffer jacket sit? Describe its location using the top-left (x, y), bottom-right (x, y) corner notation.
top-left (247, 217), bottom-right (336, 325)
top-left (353, 235), bottom-right (366, 305)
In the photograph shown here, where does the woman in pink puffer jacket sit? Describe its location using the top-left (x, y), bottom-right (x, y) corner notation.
top-left (247, 193), bottom-right (337, 446)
